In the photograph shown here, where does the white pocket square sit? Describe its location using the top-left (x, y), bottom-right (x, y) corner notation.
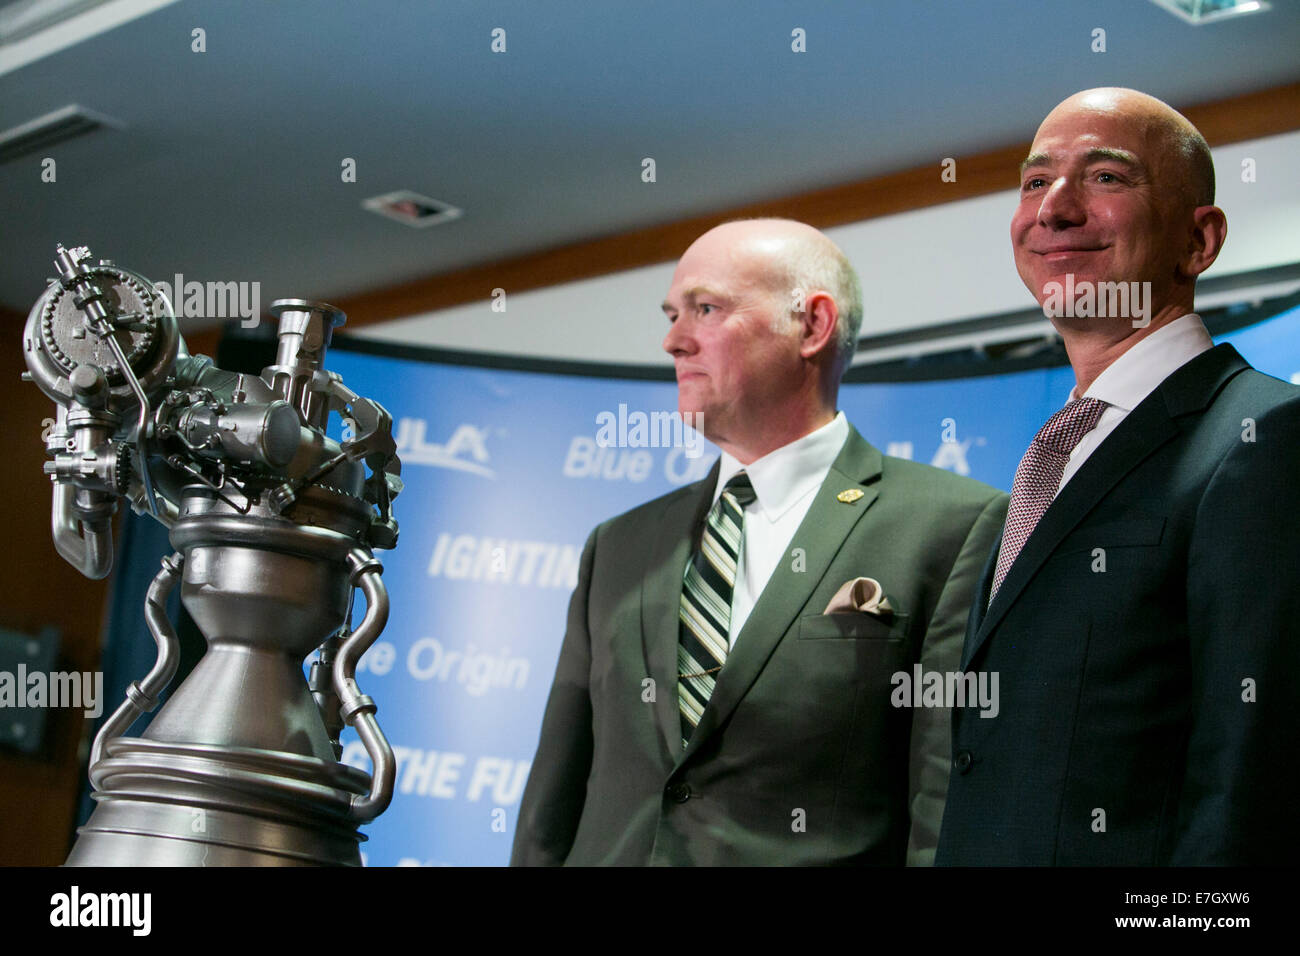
top-left (823, 576), bottom-right (895, 618)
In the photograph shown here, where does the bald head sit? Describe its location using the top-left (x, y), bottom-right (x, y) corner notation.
top-left (688, 218), bottom-right (864, 370)
top-left (661, 218), bottom-right (863, 461)
top-left (1035, 88), bottom-right (1215, 208)
top-left (1012, 86), bottom-right (1229, 385)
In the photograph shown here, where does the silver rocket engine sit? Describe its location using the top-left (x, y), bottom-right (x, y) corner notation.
top-left (22, 244), bottom-right (403, 865)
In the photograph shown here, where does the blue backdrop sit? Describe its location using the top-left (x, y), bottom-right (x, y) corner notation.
top-left (320, 304), bottom-right (1300, 866)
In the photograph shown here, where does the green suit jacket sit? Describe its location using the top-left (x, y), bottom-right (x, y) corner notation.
top-left (512, 424), bottom-right (1007, 865)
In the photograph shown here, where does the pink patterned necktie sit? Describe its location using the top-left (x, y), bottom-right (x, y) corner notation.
top-left (989, 397), bottom-right (1107, 603)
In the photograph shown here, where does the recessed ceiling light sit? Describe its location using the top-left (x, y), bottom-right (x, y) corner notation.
top-left (362, 190), bottom-right (463, 229)
top-left (1147, 0), bottom-right (1270, 25)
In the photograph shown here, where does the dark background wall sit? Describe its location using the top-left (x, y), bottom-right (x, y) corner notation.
top-left (0, 305), bottom-right (219, 865)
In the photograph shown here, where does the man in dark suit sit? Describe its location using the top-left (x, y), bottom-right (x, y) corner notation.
top-left (512, 218), bottom-right (1007, 865)
top-left (937, 88), bottom-right (1300, 865)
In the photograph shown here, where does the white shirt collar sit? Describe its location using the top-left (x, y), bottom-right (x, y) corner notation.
top-left (1069, 313), bottom-right (1214, 409)
top-left (715, 411), bottom-right (849, 521)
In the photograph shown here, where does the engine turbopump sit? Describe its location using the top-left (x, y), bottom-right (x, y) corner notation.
top-left (23, 244), bottom-right (402, 865)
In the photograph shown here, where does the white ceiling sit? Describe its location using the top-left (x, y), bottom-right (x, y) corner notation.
top-left (3, 0), bottom-right (1299, 342)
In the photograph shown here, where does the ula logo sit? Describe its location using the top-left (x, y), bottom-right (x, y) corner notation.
top-left (395, 419), bottom-right (495, 477)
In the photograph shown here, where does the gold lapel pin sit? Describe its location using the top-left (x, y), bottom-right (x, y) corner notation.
top-left (837, 489), bottom-right (864, 503)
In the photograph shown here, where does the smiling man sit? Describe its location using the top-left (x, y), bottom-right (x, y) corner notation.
top-left (512, 218), bottom-right (1007, 865)
top-left (936, 89), bottom-right (1300, 865)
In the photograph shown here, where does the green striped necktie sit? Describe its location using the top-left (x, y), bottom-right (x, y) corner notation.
top-left (678, 471), bottom-right (757, 749)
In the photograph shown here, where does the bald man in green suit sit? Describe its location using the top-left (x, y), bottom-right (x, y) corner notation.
top-left (512, 219), bottom-right (1007, 865)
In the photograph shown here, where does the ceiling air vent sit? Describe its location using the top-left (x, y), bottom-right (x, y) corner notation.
top-left (362, 190), bottom-right (463, 228)
top-left (0, 103), bottom-right (120, 165)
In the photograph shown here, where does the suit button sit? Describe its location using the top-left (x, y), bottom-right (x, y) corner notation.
top-left (954, 751), bottom-right (973, 774)
top-left (667, 783), bottom-right (691, 803)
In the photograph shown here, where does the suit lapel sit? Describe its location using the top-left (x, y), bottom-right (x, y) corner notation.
top-left (682, 427), bottom-right (883, 761)
top-left (966, 344), bottom-right (1249, 664)
top-left (961, 537), bottom-right (999, 669)
top-left (642, 462), bottom-right (719, 761)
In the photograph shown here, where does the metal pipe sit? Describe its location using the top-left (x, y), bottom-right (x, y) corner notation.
top-left (50, 483), bottom-right (112, 580)
top-left (100, 330), bottom-right (160, 518)
top-left (89, 553), bottom-right (184, 769)
top-left (350, 715), bottom-right (395, 822)
top-left (333, 548), bottom-right (395, 823)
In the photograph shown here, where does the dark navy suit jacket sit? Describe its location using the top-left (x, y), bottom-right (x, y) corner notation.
top-left (937, 344), bottom-right (1300, 865)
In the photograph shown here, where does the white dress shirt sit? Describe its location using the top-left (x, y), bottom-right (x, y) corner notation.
top-left (1058, 313), bottom-right (1214, 491)
top-left (710, 411), bottom-right (850, 647)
